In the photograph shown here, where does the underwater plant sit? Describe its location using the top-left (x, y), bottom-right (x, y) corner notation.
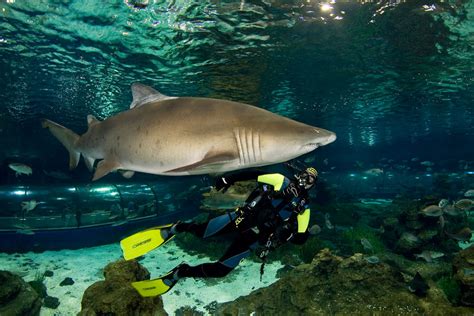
top-left (436, 276), bottom-right (461, 305)
top-left (341, 225), bottom-right (387, 255)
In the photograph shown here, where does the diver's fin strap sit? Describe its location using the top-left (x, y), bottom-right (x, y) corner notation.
top-left (120, 224), bottom-right (174, 260)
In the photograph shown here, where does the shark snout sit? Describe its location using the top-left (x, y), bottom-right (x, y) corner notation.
top-left (309, 128), bottom-right (336, 147)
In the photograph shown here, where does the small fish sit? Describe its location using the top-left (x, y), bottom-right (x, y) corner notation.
top-left (414, 250), bottom-right (445, 263)
top-left (21, 200), bottom-right (39, 213)
top-left (463, 268), bottom-right (474, 277)
top-left (365, 255), bottom-right (380, 264)
top-left (309, 224), bottom-right (321, 235)
top-left (420, 205), bottom-right (443, 217)
top-left (420, 161), bottom-right (434, 167)
top-left (8, 163), bottom-right (32, 176)
top-left (363, 168), bottom-right (384, 176)
top-left (465, 190), bottom-right (474, 198)
top-left (411, 157), bottom-right (419, 162)
top-left (446, 227), bottom-right (472, 242)
top-left (454, 199), bottom-right (473, 211)
top-left (408, 272), bottom-right (429, 297)
top-left (438, 215), bottom-right (446, 230)
top-left (323, 158), bottom-right (329, 166)
top-left (443, 205), bottom-right (464, 217)
top-left (438, 199), bottom-right (449, 209)
top-left (324, 213), bottom-right (334, 230)
top-left (360, 238), bottom-right (373, 251)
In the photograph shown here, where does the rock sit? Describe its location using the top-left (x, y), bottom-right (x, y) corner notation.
top-left (103, 258), bottom-right (149, 282)
top-left (0, 271), bottom-right (42, 316)
top-left (43, 296), bottom-right (60, 309)
top-left (44, 270), bottom-right (54, 277)
top-left (59, 277), bottom-right (74, 286)
top-left (213, 249), bottom-right (473, 315)
top-left (27, 280), bottom-right (47, 298)
top-left (453, 246), bottom-right (474, 306)
top-left (79, 259), bottom-right (166, 316)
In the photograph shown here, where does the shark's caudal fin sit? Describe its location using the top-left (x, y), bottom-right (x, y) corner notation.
top-left (41, 119), bottom-right (81, 170)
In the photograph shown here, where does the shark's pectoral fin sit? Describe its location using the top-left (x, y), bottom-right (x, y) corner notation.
top-left (165, 150), bottom-right (238, 173)
top-left (130, 83), bottom-right (173, 109)
top-left (119, 170), bottom-right (135, 179)
top-left (92, 160), bottom-right (121, 181)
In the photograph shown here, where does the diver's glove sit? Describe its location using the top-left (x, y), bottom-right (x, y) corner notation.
top-left (215, 177), bottom-right (232, 192)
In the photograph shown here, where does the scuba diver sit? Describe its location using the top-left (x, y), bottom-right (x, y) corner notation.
top-left (120, 166), bottom-right (318, 297)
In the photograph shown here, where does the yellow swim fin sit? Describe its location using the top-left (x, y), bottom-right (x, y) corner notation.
top-left (120, 224), bottom-right (174, 260)
top-left (132, 269), bottom-right (178, 297)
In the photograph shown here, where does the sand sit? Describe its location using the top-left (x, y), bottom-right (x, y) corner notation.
top-left (0, 241), bottom-right (283, 315)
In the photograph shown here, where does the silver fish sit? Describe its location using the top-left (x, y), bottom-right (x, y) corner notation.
top-left (420, 205), bottom-right (443, 217)
top-left (324, 213), bottom-right (334, 230)
top-left (361, 238), bottom-right (373, 251)
top-left (465, 190), bottom-right (474, 198)
top-left (8, 163), bottom-right (32, 176)
top-left (414, 250), bottom-right (445, 263)
top-left (454, 199), bottom-right (473, 211)
top-left (309, 224), bottom-right (322, 235)
top-left (43, 83), bottom-right (336, 181)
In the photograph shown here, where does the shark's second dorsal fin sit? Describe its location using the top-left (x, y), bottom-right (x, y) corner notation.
top-left (87, 115), bottom-right (100, 128)
top-left (130, 83), bottom-right (173, 109)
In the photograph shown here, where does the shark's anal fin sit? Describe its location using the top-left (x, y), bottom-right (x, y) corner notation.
top-left (92, 160), bottom-right (121, 181)
top-left (165, 150), bottom-right (238, 173)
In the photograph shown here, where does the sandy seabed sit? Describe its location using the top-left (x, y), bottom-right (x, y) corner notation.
top-left (0, 242), bottom-right (283, 315)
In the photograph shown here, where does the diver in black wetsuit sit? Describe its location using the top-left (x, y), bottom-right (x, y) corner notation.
top-left (167, 167), bottom-right (318, 280)
top-left (126, 167), bottom-right (319, 297)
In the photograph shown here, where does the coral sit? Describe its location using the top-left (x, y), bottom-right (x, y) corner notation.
top-left (79, 259), bottom-right (166, 316)
top-left (0, 271), bottom-right (42, 316)
top-left (213, 249), bottom-right (473, 315)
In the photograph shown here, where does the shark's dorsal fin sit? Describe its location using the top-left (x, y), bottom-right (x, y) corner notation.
top-left (87, 115), bottom-right (100, 127)
top-left (130, 83), bottom-right (173, 109)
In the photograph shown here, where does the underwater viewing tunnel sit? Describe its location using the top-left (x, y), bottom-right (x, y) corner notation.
top-left (0, 181), bottom-right (201, 252)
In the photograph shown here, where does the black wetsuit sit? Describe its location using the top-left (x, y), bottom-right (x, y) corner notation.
top-left (174, 171), bottom-right (311, 278)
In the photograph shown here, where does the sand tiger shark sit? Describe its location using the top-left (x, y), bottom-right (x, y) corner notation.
top-left (42, 83), bottom-right (336, 181)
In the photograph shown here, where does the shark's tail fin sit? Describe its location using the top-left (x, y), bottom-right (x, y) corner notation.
top-left (41, 119), bottom-right (81, 170)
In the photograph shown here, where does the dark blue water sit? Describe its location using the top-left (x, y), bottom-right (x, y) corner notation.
top-left (0, 1), bottom-right (473, 234)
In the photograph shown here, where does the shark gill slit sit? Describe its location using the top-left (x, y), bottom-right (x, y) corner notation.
top-left (240, 127), bottom-right (248, 165)
top-left (254, 131), bottom-right (260, 162)
top-left (234, 128), bottom-right (244, 166)
top-left (239, 128), bottom-right (245, 165)
top-left (246, 129), bottom-right (252, 163)
top-left (249, 129), bottom-right (255, 163)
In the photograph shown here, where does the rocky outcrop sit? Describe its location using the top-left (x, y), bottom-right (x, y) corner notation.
top-left (0, 271), bottom-right (42, 316)
top-left (79, 259), bottom-right (167, 316)
top-left (213, 249), bottom-right (473, 315)
top-left (453, 246), bottom-right (474, 306)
